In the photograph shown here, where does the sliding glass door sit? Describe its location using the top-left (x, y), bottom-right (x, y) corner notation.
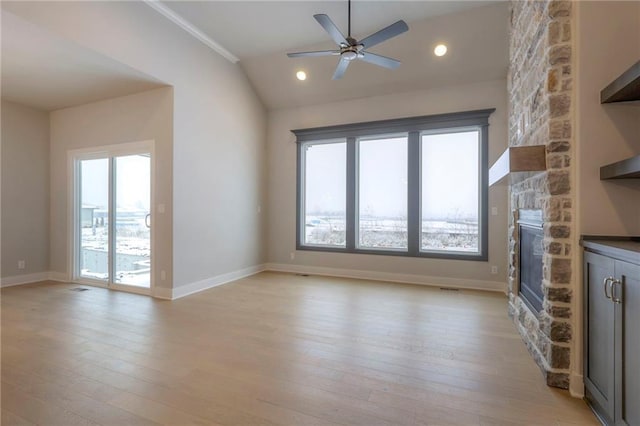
top-left (78, 158), bottom-right (110, 281)
top-left (114, 154), bottom-right (151, 288)
top-left (73, 142), bottom-right (152, 293)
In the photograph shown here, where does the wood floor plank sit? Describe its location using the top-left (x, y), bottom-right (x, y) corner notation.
top-left (1, 273), bottom-right (598, 425)
top-left (2, 366), bottom-right (160, 426)
top-left (1, 381), bottom-right (101, 426)
top-left (1, 409), bottom-right (35, 426)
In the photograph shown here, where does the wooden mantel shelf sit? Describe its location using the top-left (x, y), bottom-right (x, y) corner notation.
top-left (489, 145), bottom-right (547, 186)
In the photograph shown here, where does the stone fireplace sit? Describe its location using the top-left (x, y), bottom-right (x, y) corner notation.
top-left (507, 0), bottom-right (575, 389)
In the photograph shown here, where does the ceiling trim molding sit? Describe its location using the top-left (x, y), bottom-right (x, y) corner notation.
top-left (143, 0), bottom-right (239, 64)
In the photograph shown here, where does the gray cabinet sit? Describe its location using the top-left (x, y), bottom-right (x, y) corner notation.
top-left (584, 240), bottom-right (640, 426)
top-left (617, 260), bottom-right (640, 426)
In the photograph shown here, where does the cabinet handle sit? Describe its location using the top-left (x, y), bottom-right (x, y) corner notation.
top-left (611, 279), bottom-right (623, 304)
top-left (603, 277), bottom-right (614, 299)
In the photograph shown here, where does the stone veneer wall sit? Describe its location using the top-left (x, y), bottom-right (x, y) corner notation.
top-left (507, 0), bottom-right (575, 389)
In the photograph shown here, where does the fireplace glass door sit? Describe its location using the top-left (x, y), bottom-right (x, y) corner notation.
top-left (519, 224), bottom-right (544, 313)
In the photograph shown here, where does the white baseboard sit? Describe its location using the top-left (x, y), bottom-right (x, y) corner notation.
top-left (152, 287), bottom-right (173, 300)
top-left (570, 373), bottom-right (584, 398)
top-left (1, 264), bottom-right (506, 298)
top-left (0, 272), bottom-right (50, 288)
top-left (171, 264), bottom-right (266, 300)
top-left (48, 271), bottom-right (69, 282)
top-left (264, 263), bottom-right (506, 293)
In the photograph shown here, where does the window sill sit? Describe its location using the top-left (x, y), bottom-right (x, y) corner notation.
top-left (296, 244), bottom-right (487, 261)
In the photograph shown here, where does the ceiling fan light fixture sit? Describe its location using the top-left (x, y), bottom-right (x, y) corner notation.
top-left (296, 70), bottom-right (307, 81)
top-left (434, 44), bottom-right (448, 57)
top-left (342, 51), bottom-right (358, 61)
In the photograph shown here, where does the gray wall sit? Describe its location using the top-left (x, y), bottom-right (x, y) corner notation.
top-left (572, 0), bottom-right (640, 397)
top-left (266, 79), bottom-right (509, 289)
top-left (576, 1), bottom-right (640, 236)
top-left (5, 1), bottom-right (268, 290)
top-left (1, 100), bottom-right (50, 278)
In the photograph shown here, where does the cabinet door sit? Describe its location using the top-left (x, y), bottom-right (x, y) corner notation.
top-left (584, 251), bottom-right (616, 424)
top-left (615, 259), bottom-right (640, 426)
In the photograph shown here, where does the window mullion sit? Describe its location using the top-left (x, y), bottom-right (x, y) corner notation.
top-left (480, 124), bottom-right (489, 259)
top-left (346, 137), bottom-right (356, 251)
top-left (296, 143), bottom-right (303, 249)
top-left (407, 131), bottom-right (420, 255)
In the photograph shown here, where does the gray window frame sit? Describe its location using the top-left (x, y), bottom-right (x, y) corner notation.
top-left (293, 108), bottom-right (495, 261)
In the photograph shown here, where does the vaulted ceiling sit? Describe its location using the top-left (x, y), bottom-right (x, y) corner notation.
top-left (1, 1), bottom-right (509, 111)
top-left (162, 0), bottom-right (509, 109)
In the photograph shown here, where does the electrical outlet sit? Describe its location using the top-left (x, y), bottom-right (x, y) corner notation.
top-left (18, 260), bottom-right (26, 270)
top-left (257, 205), bottom-right (261, 213)
top-left (491, 265), bottom-right (498, 274)
top-left (290, 252), bottom-right (295, 260)
top-left (491, 207), bottom-right (498, 216)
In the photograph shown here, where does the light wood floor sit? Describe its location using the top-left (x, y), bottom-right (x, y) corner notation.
top-left (1, 272), bottom-right (598, 426)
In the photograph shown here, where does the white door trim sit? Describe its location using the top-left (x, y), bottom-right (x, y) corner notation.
top-left (67, 140), bottom-right (155, 296)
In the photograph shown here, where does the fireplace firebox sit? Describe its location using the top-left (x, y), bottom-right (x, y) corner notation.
top-left (518, 210), bottom-right (544, 314)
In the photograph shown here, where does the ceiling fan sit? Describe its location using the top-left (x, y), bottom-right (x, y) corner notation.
top-left (287, 0), bottom-right (409, 80)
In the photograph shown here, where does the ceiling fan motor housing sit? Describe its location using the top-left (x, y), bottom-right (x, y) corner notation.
top-left (341, 37), bottom-right (363, 61)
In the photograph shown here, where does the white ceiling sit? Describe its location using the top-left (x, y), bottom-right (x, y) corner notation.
top-left (160, 1), bottom-right (509, 109)
top-left (1, 10), bottom-right (167, 111)
top-left (162, 1), bottom-right (501, 59)
top-left (0, 1), bottom-right (509, 112)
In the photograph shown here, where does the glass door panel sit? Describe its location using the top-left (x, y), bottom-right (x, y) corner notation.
top-left (74, 143), bottom-right (152, 293)
top-left (114, 154), bottom-right (151, 288)
top-left (79, 158), bottom-right (109, 281)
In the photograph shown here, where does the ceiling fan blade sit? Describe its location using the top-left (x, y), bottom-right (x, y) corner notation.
top-left (287, 50), bottom-right (341, 58)
top-left (314, 14), bottom-right (349, 46)
top-left (332, 57), bottom-right (350, 80)
top-left (359, 52), bottom-right (401, 69)
top-left (359, 20), bottom-right (409, 50)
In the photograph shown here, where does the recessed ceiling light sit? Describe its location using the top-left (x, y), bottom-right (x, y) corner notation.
top-left (434, 44), bottom-right (448, 57)
top-left (296, 70), bottom-right (307, 81)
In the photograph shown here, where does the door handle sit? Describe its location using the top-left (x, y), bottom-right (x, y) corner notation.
top-left (145, 213), bottom-right (151, 229)
top-left (603, 277), bottom-right (614, 299)
top-left (611, 279), bottom-right (623, 304)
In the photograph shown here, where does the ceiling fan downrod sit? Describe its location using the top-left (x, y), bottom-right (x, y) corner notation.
top-left (348, 0), bottom-right (351, 38)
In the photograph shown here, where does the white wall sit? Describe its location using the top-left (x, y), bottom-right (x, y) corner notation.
top-left (576, 1), bottom-right (640, 236)
top-left (49, 87), bottom-right (174, 291)
top-left (1, 101), bottom-right (50, 280)
top-left (4, 1), bottom-right (268, 290)
top-left (266, 79), bottom-right (509, 290)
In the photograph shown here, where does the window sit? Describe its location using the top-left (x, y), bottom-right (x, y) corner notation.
top-left (301, 140), bottom-right (346, 247)
top-left (358, 136), bottom-right (407, 250)
top-left (294, 109), bottom-right (494, 261)
top-left (421, 131), bottom-right (479, 253)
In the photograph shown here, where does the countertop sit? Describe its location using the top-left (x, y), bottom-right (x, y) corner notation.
top-left (582, 236), bottom-right (640, 265)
